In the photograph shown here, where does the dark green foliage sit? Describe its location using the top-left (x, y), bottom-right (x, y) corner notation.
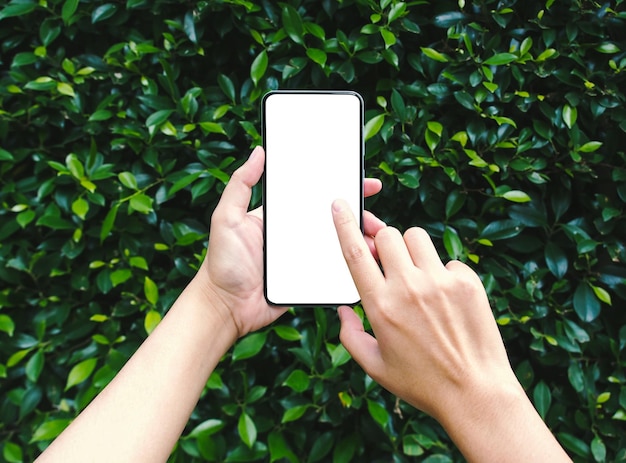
top-left (0, 0), bottom-right (625, 461)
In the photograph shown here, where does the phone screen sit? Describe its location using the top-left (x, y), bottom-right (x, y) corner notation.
top-left (262, 90), bottom-right (363, 306)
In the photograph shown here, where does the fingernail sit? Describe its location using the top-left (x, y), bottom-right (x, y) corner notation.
top-left (249, 146), bottom-right (262, 159)
top-left (332, 199), bottom-right (345, 212)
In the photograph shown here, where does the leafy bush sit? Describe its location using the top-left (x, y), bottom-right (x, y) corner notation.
top-left (1, 0), bottom-right (625, 461)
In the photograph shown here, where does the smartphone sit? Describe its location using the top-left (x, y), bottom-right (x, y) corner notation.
top-left (262, 90), bottom-right (364, 306)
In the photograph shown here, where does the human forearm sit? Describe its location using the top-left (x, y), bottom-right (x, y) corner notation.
top-left (36, 276), bottom-right (238, 463)
top-left (439, 378), bottom-right (572, 463)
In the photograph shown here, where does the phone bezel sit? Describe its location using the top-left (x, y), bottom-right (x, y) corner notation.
top-left (261, 89), bottom-right (364, 307)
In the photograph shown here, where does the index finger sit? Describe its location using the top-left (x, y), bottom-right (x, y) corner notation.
top-left (332, 199), bottom-right (385, 297)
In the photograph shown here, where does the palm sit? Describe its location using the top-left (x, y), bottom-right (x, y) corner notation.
top-left (205, 206), bottom-right (284, 336)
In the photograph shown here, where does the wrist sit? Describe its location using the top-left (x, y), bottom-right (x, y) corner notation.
top-left (182, 272), bottom-right (240, 345)
top-left (436, 373), bottom-right (570, 462)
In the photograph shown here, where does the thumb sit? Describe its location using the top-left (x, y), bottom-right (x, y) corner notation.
top-left (215, 146), bottom-right (265, 222)
top-left (338, 306), bottom-right (385, 377)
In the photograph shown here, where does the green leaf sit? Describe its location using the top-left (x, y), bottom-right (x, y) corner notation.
top-left (443, 227), bottom-right (463, 260)
top-left (273, 325), bottom-right (301, 341)
top-left (328, 343), bottom-right (351, 368)
top-left (425, 128), bottom-right (440, 153)
top-left (41, 20), bottom-right (62, 47)
top-left (380, 28), bottom-right (396, 48)
top-left (332, 434), bottom-right (357, 462)
top-left (402, 434), bottom-right (425, 457)
top-left (169, 171), bottom-right (202, 196)
top-left (71, 197), bottom-right (89, 219)
top-left (391, 88), bottom-right (406, 121)
top-left (427, 120), bottom-right (443, 137)
top-left (57, 82), bottom-right (75, 97)
top-left (558, 432), bottom-right (590, 458)
top-left (89, 109), bottom-right (113, 122)
top-left (533, 381), bottom-right (551, 419)
top-left (8, 349), bottom-right (32, 368)
top-left (591, 436), bottom-right (607, 463)
top-left (159, 120), bottom-right (177, 136)
top-left (31, 419), bottom-right (72, 443)
top-left (217, 73), bottom-right (236, 102)
top-left (25, 350), bottom-right (44, 383)
top-left (387, 2), bottom-right (407, 23)
top-left (66, 153), bottom-right (84, 179)
top-left (0, 2), bottom-right (38, 20)
top-left (238, 412), bottom-right (257, 448)
top-left (421, 47), bottom-right (448, 62)
top-left (282, 5), bottom-right (305, 45)
top-left (269, 431), bottom-right (298, 463)
top-left (250, 50), bottom-right (268, 86)
top-left (563, 104), bottom-right (577, 129)
top-left (129, 194), bottom-right (154, 214)
top-left (573, 283), bottom-right (601, 322)
top-left (502, 190), bottom-right (532, 203)
top-left (188, 419), bottom-right (225, 439)
top-left (62, 0), bottom-right (79, 24)
top-left (183, 10), bottom-right (197, 44)
top-left (144, 276), bottom-right (159, 305)
top-left (110, 268), bottom-right (132, 287)
top-left (65, 358), bottom-right (98, 390)
top-left (0, 314), bottom-right (16, 337)
top-left (337, 60), bottom-right (356, 82)
top-left (129, 256), bottom-right (148, 270)
top-left (198, 122), bottom-right (226, 135)
top-left (281, 404), bottom-right (308, 424)
top-left (92, 3), bottom-right (118, 23)
top-left (364, 114), bottom-right (385, 141)
top-left (567, 362), bottom-right (585, 393)
top-left (445, 190), bottom-right (465, 219)
top-left (0, 148), bottom-right (14, 161)
top-left (536, 48), bottom-right (557, 62)
top-left (308, 431), bottom-right (334, 462)
top-left (544, 242), bottom-right (568, 278)
top-left (146, 109), bottom-right (174, 129)
top-left (480, 219), bottom-right (523, 241)
top-left (232, 331), bottom-right (267, 362)
top-left (283, 369), bottom-right (310, 392)
top-left (578, 141), bottom-right (602, 153)
top-left (591, 285), bottom-right (612, 306)
top-left (596, 42), bottom-right (620, 54)
top-left (144, 310), bottom-right (161, 335)
top-left (367, 399), bottom-right (389, 428)
top-left (100, 203), bottom-right (118, 242)
top-left (397, 171), bottom-right (420, 189)
top-left (25, 77), bottom-right (56, 91)
top-left (483, 52), bottom-right (517, 65)
top-left (3, 441), bottom-right (23, 463)
top-left (306, 48), bottom-right (327, 66)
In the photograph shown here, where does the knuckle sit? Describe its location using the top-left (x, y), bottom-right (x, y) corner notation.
top-left (404, 226), bottom-right (428, 241)
top-left (446, 260), bottom-right (483, 292)
top-left (335, 210), bottom-right (354, 227)
top-left (374, 225), bottom-right (400, 243)
top-left (344, 242), bottom-right (367, 263)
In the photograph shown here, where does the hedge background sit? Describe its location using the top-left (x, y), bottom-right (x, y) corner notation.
top-left (1, 0), bottom-right (625, 461)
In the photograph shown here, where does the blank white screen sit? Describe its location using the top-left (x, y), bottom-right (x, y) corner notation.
top-left (263, 91), bottom-right (362, 306)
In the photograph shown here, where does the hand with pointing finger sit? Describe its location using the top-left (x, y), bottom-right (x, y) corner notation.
top-left (331, 199), bottom-right (572, 463)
